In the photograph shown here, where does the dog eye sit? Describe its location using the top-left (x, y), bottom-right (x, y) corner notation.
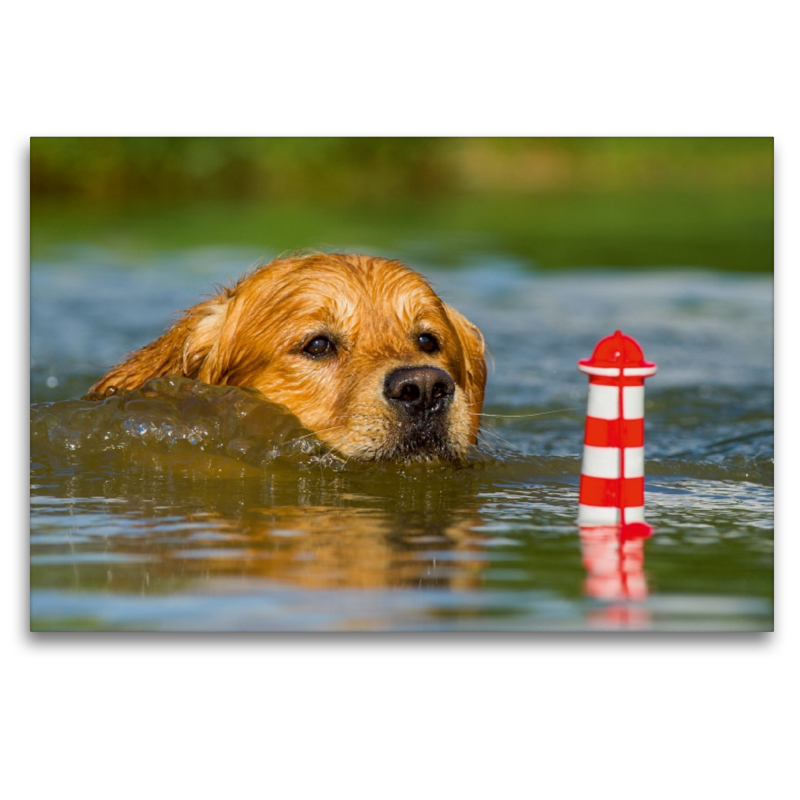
top-left (304, 336), bottom-right (335, 357)
top-left (417, 333), bottom-right (439, 353)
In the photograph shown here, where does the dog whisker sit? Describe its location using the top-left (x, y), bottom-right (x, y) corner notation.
top-left (477, 408), bottom-right (574, 419)
top-left (477, 426), bottom-right (516, 449)
top-left (291, 424), bottom-right (348, 442)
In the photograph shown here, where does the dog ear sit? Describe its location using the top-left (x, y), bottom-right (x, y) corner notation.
top-left (88, 296), bottom-right (231, 396)
top-left (445, 305), bottom-right (487, 443)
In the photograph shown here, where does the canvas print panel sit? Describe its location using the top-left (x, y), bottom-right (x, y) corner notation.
top-left (30, 137), bottom-right (774, 631)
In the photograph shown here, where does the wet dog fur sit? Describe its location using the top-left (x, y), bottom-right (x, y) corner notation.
top-left (90, 253), bottom-right (486, 463)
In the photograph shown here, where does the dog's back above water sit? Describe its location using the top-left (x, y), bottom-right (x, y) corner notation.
top-left (90, 253), bottom-right (486, 463)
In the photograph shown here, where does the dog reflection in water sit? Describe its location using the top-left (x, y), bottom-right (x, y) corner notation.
top-left (194, 506), bottom-right (486, 591)
top-left (91, 253), bottom-right (486, 464)
top-left (97, 496), bottom-right (489, 594)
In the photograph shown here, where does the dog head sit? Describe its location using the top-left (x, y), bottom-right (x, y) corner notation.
top-left (90, 254), bottom-right (486, 462)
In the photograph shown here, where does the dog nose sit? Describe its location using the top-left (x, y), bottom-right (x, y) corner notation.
top-left (384, 367), bottom-right (455, 415)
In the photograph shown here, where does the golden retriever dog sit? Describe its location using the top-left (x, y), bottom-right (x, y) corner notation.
top-left (89, 253), bottom-right (486, 462)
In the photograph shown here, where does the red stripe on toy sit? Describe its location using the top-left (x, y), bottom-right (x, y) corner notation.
top-left (584, 418), bottom-right (644, 447)
top-left (585, 375), bottom-right (650, 387)
top-left (579, 475), bottom-right (644, 507)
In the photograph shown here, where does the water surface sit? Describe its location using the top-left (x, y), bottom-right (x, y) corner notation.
top-left (30, 248), bottom-right (773, 631)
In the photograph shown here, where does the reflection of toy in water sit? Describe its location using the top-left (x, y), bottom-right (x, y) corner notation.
top-left (577, 331), bottom-right (656, 628)
top-left (581, 526), bottom-right (651, 628)
top-left (580, 525), bottom-right (648, 598)
top-left (577, 330), bottom-right (657, 535)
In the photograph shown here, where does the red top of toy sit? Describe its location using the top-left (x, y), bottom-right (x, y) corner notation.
top-left (579, 330), bottom-right (656, 370)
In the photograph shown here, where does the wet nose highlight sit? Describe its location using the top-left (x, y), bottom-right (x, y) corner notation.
top-left (384, 367), bottom-right (455, 414)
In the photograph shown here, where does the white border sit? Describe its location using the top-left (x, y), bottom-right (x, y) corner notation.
top-left (8, 4), bottom-right (793, 799)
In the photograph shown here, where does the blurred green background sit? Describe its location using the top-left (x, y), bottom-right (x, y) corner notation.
top-left (30, 137), bottom-right (773, 271)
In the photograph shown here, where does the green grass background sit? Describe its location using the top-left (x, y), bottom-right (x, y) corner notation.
top-left (30, 137), bottom-right (773, 271)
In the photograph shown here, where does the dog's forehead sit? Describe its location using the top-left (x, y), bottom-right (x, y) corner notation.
top-left (272, 260), bottom-right (447, 326)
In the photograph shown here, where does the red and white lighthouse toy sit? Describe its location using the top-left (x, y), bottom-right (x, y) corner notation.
top-left (577, 331), bottom-right (657, 533)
